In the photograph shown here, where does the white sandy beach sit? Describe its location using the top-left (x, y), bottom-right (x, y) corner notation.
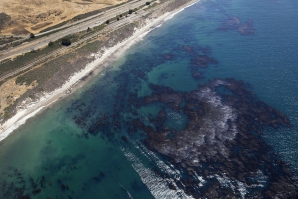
top-left (0, 0), bottom-right (199, 142)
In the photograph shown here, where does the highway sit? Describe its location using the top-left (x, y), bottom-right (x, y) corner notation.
top-left (35, 0), bottom-right (144, 37)
top-left (0, 8), bottom-right (149, 82)
top-left (0, 0), bottom-right (150, 62)
top-left (0, 0), bottom-right (178, 82)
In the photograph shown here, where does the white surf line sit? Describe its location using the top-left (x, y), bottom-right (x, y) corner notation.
top-left (0, 19), bottom-right (157, 141)
top-left (120, 135), bottom-right (194, 198)
top-left (136, 137), bottom-right (267, 199)
top-left (137, 140), bottom-right (261, 199)
top-left (211, 171), bottom-right (268, 199)
top-left (136, 142), bottom-right (182, 180)
top-left (122, 147), bottom-right (194, 199)
top-left (0, 90), bottom-right (64, 142)
top-left (0, 107), bottom-right (43, 141)
top-left (0, 0), bottom-right (201, 142)
top-left (135, 142), bottom-right (207, 193)
top-left (121, 134), bottom-right (183, 179)
top-left (119, 183), bottom-right (134, 199)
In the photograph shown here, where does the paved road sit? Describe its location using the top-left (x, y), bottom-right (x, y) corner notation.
top-left (35, 0), bottom-right (143, 37)
top-left (0, 10), bottom-right (146, 82)
top-left (0, 0), bottom-right (150, 61)
top-left (0, 0), bottom-right (179, 82)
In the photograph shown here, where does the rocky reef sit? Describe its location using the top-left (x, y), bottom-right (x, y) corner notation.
top-left (218, 16), bottom-right (255, 35)
top-left (130, 78), bottom-right (297, 198)
top-left (67, 75), bottom-right (298, 198)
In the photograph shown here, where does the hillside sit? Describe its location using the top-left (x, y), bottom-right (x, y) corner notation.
top-left (0, 0), bottom-right (127, 36)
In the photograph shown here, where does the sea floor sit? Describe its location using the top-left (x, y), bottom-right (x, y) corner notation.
top-left (1, 0), bottom-right (298, 198)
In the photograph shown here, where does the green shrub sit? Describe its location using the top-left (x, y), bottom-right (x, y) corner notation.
top-left (61, 37), bottom-right (71, 46)
top-left (48, 41), bottom-right (54, 47)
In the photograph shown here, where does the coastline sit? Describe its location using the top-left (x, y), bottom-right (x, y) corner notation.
top-left (0, 0), bottom-right (199, 142)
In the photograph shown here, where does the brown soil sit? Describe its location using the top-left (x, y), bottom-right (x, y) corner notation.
top-left (0, 0), bottom-right (196, 123)
top-left (11, 26), bottom-right (30, 35)
top-left (0, 78), bottom-right (37, 115)
top-left (0, 0), bottom-right (127, 36)
top-left (31, 21), bottom-right (53, 30)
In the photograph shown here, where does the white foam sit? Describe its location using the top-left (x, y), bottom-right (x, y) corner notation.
top-left (163, 0), bottom-right (200, 22)
top-left (193, 172), bottom-right (206, 187)
top-left (0, 107), bottom-right (43, 141)
top-left (237, 181), bottom-right (248, 199)
top-left (0, 0), bottom-right (201, 142)
top-left (215, 174), bottom-right (236, 193)
top-left (136, 142), bottom-right (182, 180)
top-left (212, 171), bottom-right (268, 199)
top-left (122, 147), bottom-right (194, 199)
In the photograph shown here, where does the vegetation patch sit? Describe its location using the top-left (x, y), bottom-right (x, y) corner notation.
top-left (15, 53), bottom-right (74, 86)
top-left (0, 36), bottom-right (23, 46)
top-left (0, 0), bottom-right (185, 122)
top-left (39, 20), bottom-right (70, 33)
top-left (14, 39), bottom-right (102, 88)
top-left (0, 78), bottom-right (37, 116)
top-left (39, 0), bottom-right (130, 34)
top-left (12, 27), bottom-right (30, 35)
top-left (0, 13), bottom-right (11, 30)
top-left (0, 39), bottom-right (61, 77)
top-left (31, 22), bottom-right (53, 31)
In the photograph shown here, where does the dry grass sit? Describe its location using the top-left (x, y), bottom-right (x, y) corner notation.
top-left (31, 22), bottom-right (53, 30)
top-left (0, 78), bottom-right (37, 115)
top-left (0, 0), bottom-right (127, 36)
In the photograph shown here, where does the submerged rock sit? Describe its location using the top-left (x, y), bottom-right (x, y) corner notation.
top-left (218, 16), bottom-right (255, 35)
top-left (64, 47), bottom-right (296, 198)
top-left (133, 78), bottom-right (297, 198)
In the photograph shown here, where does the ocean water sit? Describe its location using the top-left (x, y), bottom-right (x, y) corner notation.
top-left (1, 0), bottom-right (298, 198)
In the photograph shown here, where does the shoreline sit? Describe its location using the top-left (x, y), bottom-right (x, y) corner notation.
top-left (0, 0), bottom-right (199, 142)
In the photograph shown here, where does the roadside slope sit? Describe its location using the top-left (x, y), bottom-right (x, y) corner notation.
top-left (0, 0), bottom-right (127, 35)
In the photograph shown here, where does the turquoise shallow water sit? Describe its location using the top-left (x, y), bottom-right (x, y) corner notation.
top-left (1, 0), bottom-right (298, 198)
